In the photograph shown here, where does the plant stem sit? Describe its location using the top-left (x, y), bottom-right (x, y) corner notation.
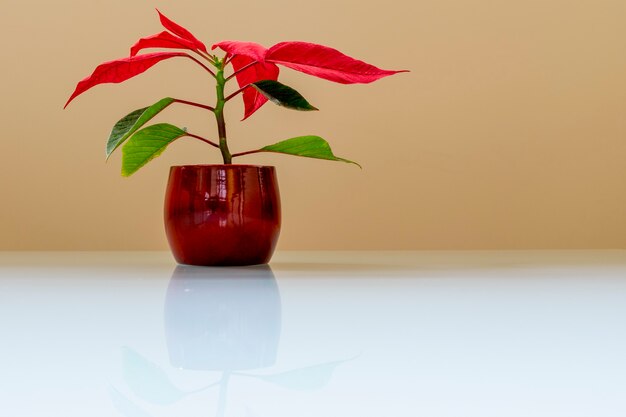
top-left (214, 61), bottom-right (232, 164)
top-left (224, 84), bottom-right (251, 102)
top-left (196, 50), bottom-right (215, 63)
top-left (231, 149), bottom-right (263, 158)
top-left (173, 98), bottom-right (215, 112)
top-left (225, 60), bottom-right (260, 82)
top-left (186, 132), bottom-right (220, 148)
top-left (187, 55), bottom-right (217, 78)
top-left (215, 372), bottom-right (231, 417)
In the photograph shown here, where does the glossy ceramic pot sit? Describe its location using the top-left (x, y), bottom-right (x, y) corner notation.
top-left (164, 165), bottom-right (281, 266)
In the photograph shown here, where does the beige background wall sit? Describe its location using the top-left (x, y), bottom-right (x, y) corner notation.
top-left (1, 0), bottom-right (625, 250)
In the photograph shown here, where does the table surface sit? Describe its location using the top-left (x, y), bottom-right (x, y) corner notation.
top-left (1, 251), bottom-right (626, 417)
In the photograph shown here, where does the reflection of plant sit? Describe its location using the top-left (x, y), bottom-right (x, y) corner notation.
top-left (109, 346), bottom-right (356, 417)
top-left (120, 347), bottom-right (219, 405)
top-left (233, 359), bottom-right (352, 391)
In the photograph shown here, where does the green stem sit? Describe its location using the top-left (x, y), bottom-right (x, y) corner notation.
top-left (214, 61), bottom-right (232, 164)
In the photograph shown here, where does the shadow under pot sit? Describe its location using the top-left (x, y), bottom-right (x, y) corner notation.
top-left (164, 165), bottom-right (281, 266)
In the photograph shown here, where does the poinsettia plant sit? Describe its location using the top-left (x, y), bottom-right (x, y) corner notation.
top-left (65, 9), bottom-right (406, 176)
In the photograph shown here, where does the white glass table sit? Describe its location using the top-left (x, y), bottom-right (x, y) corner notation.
top-left (1, 251), bottom-right (625, 417)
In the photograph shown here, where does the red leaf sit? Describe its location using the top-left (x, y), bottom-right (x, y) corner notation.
top-left (64, 52), bottom-right (188, 108)
top-left (266, 41), bottom-right (407, 84)
top-left (212, 41), bottom-right (267, 61)
top-left (229, 55), bottom-right (279, 120)
top-left (130, 31), bottom-right (201, 56)
top-left (156, 9), bottom-right (207, 53)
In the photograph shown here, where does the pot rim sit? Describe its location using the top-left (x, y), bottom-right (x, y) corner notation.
top-left (170, 164), bottom-right (276, 169)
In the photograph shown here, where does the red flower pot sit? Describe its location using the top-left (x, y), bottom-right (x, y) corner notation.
top-left (164, 165), bottom-right (281, 266)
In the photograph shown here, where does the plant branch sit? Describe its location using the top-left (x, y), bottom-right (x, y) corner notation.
top-left (224, 84), bottom-right (252, 102)
top-left (185, 380), bottom-right (221, 394)
top-left (186, 55), bottom-right (216, 78)
top-left (231, 149), bottom-right (264, 158)
top-left (215, 372), bottom-right (231, 417)
top-left (185, 132), bottom-right (220, 148)
top-left (173, 98), bottom-right (215, 112)
top-left (225, 60), bottom-right (260, 82)
top-left (195, 49), bottom-right (215, 63)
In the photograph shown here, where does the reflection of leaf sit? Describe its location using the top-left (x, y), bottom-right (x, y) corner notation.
top-left (121, 346), bottom-right (186, 405)
top-left (108, 386), bottom-right (154, 417)
top-left (243, 359), bottom-right (351, 390)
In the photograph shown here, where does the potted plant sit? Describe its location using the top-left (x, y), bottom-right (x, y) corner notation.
top-left (65, 9), bottom-right (406, 266)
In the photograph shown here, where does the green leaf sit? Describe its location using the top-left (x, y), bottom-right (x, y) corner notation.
top-left (121, 123), bottom-right (186, 176)
top-left (106, 97), bottom-right (175, 159)
top-left (260, 135), bottom-right (361, 167)
top-left (251, 80), bottom-right (318, 111)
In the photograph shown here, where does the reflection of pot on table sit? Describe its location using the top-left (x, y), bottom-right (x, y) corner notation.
top-left (111, 265), bottom-right (352, 417)
top-left (164, 265), bottom-right (281, 371)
